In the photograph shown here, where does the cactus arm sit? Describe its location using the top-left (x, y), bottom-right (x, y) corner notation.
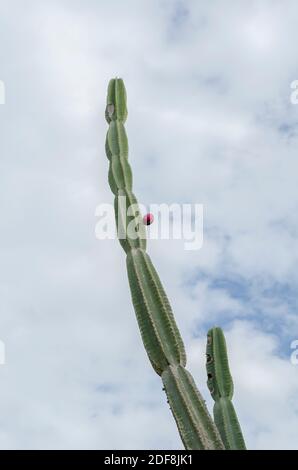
top-left (206, 327), bottom-right (246, 450)
top-left (162, 365), bottom-right (224, 450)
top-left (106, 78), bottom-right (127, 123)
top-left (213, 398), bottom-right (245, 450)
top-left (114, 189), bottom-right (146, 253)
top-left (108, 121), bottom-right (129, 158)
top-left (127, 248), bottom-right (186, 375)
top-left (105, 78), bottom-right (224, 450)
top-left (206, 327), bottom-right (233, 401)
top-left (110, 155), bottom-right (132, 192)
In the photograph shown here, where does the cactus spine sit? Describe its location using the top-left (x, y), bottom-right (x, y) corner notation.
top-left (105, 78), bottom-right (224, 450)
top-left (206, 327), bottom-right (246, 450)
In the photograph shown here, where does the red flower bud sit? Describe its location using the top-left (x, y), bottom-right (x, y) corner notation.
top-left (143, 213), bottom-right (154, 226)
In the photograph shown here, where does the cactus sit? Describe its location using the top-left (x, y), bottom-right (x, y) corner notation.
top-left (206, 327), bottom-right (246, 450)
top-left (104, 78), bottom-right (224, 450)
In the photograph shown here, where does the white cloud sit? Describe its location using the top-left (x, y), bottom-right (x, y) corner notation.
top-left (0, 0), bottom-right (297, 449)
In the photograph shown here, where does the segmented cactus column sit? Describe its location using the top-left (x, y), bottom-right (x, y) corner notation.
top-left (206, 327), bottom-right (246, 450)
top-left (105, 78), bottom-right (224, 450)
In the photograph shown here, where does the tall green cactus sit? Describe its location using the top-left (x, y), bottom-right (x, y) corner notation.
top-left (104, 78), bottom-right (224, 450)
top-left (206, 327), bottom-right (246, 450)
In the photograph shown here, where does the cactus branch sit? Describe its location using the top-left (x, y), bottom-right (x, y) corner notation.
top-left (162, 365), bottom-right (224, 450)
top-left (206, 327), bottom-right (246, 450)
top-left (104, 78), bottom-right (224, 450)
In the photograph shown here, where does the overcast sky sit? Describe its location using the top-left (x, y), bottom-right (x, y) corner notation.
top-left (0, 0), bottom-right (298, 450)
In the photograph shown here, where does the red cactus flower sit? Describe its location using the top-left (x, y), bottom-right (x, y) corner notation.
top-left (143, 213), bottom-right (154, 226)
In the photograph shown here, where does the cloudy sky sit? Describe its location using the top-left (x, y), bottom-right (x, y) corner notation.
top-left (0, 0), bottom-right (298, 450)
